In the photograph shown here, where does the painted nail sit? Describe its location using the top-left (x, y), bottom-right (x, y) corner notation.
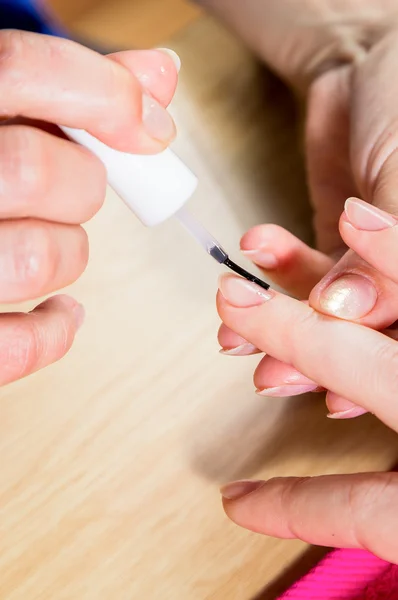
top-left (220, 480), bottom-right (265, 501)
top-left (142, 94), bottom-right (176, 142)
top-left (319, 274), bottom-right (377, 319)
top-left (156, 48), bottom-right (181, 72)
top-left (220, 343), bottom-right (259, 356)
top-left (327, 406), bottom-right (368, 420)
top-left (242, 249), bottom-right (278, 269)
top-left (219, 274), bottom-right (273, 308)
top-left (344, 197), bottom-right (396, 231)
top-left (256, 384), bottom-right (319, 397)
top-left (73, 303), bottom-right (85, 331)
top-left (284, 371), bottom-right (317, 386)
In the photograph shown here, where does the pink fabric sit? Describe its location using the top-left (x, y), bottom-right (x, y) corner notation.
top-left (278, 548), bottom-right (398, 599)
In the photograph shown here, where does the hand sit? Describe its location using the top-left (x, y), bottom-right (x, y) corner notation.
top-left (219, 199), bottom-right (398, 417)
top-left (216, 201), bottom-right (398, 561)
top-left (201, 0), bottom-right (398, 415)
top-left (198, 1), bottom-right (398, 330)
top-left (0, 31), bottom-right (179, 385)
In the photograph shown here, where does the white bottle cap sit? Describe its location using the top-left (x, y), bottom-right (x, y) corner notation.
top-left (61, 127), bottom-right (198, 226)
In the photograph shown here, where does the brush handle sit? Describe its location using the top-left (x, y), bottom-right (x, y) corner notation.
top-left (61, 127), bottom-right (198, 226)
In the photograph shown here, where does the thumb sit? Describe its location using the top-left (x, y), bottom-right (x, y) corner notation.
top-left (305, 65), bottom-right (357, 256)
top-left (310, 30), bottom-right (398, 328)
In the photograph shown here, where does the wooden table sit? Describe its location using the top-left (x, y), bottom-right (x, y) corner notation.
top-left (1, 16), bottom-right (397, 600)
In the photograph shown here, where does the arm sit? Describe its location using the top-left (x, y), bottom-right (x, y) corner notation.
top-left (194, 0), bottom-right (398, 90)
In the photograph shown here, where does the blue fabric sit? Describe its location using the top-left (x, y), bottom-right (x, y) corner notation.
top-left (0, 0), bottom-right (65, 35)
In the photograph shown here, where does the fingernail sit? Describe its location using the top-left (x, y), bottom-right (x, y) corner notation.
top-left (220, 343), bottom-right (259, 356)
top-left (221, 480), bottom-right (265, 500)
top-left (156, 48), bottom-right (181, 72)
top-left (242, 249), bottom-right (278, 269)
top-left (344, 197), bottom-right (396, 231)
top-left (73, 303), bottom-right (85, 331)
top-left (256, 384), bottom-right (319, 397)
top-left (142, 94), bottom-right (176, 142)
top-left (219, 274), bottom-right (273, 308)
top-left (327, 406), bottom-right (368, 419)
top-left (319, 274), bottom-right (377, 319)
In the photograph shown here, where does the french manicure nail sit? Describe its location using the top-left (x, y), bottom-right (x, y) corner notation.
top-left (219, 274), bottom-right (273, 308)
top-left (73, 303), bottom-right (85, 331)
top-left (344, 197), bottom-right (396, 231)
top-left (220, 343), bottom-right (259, 356)
top-left (142, 94), bottom-right (176, 142)
top-left (242, 249), bottom-right (278, 269)
top-left (319, 274), bottom-right (377, 319)
top-left (157, 48), bottom-right (181, 72)
top-left (327, 406), bottom-right (368, 419)
top-left (256, 384), bottom-right (319, 397)
top-left (220, 480), bottom-right (265, 500)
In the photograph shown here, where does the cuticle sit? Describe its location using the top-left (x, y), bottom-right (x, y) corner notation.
top-left (324, 270), bottom-right (378, 289)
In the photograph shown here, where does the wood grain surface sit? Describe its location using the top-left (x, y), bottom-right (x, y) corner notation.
top-left (1, 13), bottom-right (397, 600)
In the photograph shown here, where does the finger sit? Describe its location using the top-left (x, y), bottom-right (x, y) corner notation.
top-left (326, 391), bottom-right (368, 420)
top-left (253, 317), bottom-right (384, 416)
top-left (254, 352), bottom-right (363, 417)
top-left (218, 323), bottom-right (260, 356)
top-left (338, 198), bottom-right (398, 286)
top-left (220, 472), bottom-right (398, 562)
top-left (218, 298), bottom-right (312, 367)
top-left (350, 32), bottom-right (398, 217)
top-left (0, 294), bottom-right (84, 386)
top-left (253, 354), bottom-right (321, 396)
top-left (0, 124), bottom-right (106, 223)
top-left (0, 31), bottom-right (176, 152)
top-left (217, 275), bottom-right (398, 430)
top-left (0, 219), bottom-right (88, 303)
top-left (240, 224), bottom-right (334, 298)
top-left (309, 249), bottom-right (398, 329)
top-left (305, 66), bottom-right (358, 255)
top-left (109, 48), bottom-right (179, 107)
top-left (219, 224), bottom-right (332, 353)
top-left (218, 300), bottom-right (312, 357)
top-left (310, 34), bottom-right (398, 328)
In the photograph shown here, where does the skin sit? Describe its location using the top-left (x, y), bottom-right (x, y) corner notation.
top-left (0, 30), bottom-right (178, 383)
top-left (197, 0), bottom-right (398, 412)
top-left (217, 201), bottom-right (398, 561)
top-left (5, 4), bottom-right (398, 562)
top-left (197, 0), bottom-right (398, 559)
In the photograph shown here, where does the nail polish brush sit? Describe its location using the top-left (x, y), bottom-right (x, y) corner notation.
top-left (175, 206), bottom-right (270, 289)
top-left (60, 126), bottom-right (270, 290)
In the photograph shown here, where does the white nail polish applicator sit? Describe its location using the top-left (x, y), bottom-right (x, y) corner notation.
top-left (61, 126), bottom-right (270, 289)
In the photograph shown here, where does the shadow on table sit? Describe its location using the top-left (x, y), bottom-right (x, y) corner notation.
top-left (252, 545), bottom-right (331, 600)
top-left (186, 388), bottom-right (397, 483)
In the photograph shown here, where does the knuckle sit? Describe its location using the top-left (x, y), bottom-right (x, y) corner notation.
top-left (0, 30), bottom-right (62, 92)
top-left (95, 61), bottom-right (140, 138)
top-left (348, 473), bottom-right (398, 549)
top-left (0, 126), bottom-right (49, 205)
top-left (79, 152), bottom-right (107, 220)
top-left (0, 320), bottom-right (40, 383)
top-left (95, 62), bottom-right (123, 126)
top-left (280, 477), bottom-right (312, 538)
top-left (14, 223), bottom-right (57, 293)
top-left (0, 30), bottom-right (25, 84)
top-left (373, 339), bottom-right (398, 401)
top-left (362, 124), bottom-right (398, 211)
top-left (287, 309), bottom-right (319, 367)
top-left (48, 312), bottom-right (72, 361)
top-left (74, 226), bottom-right (89, 274)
